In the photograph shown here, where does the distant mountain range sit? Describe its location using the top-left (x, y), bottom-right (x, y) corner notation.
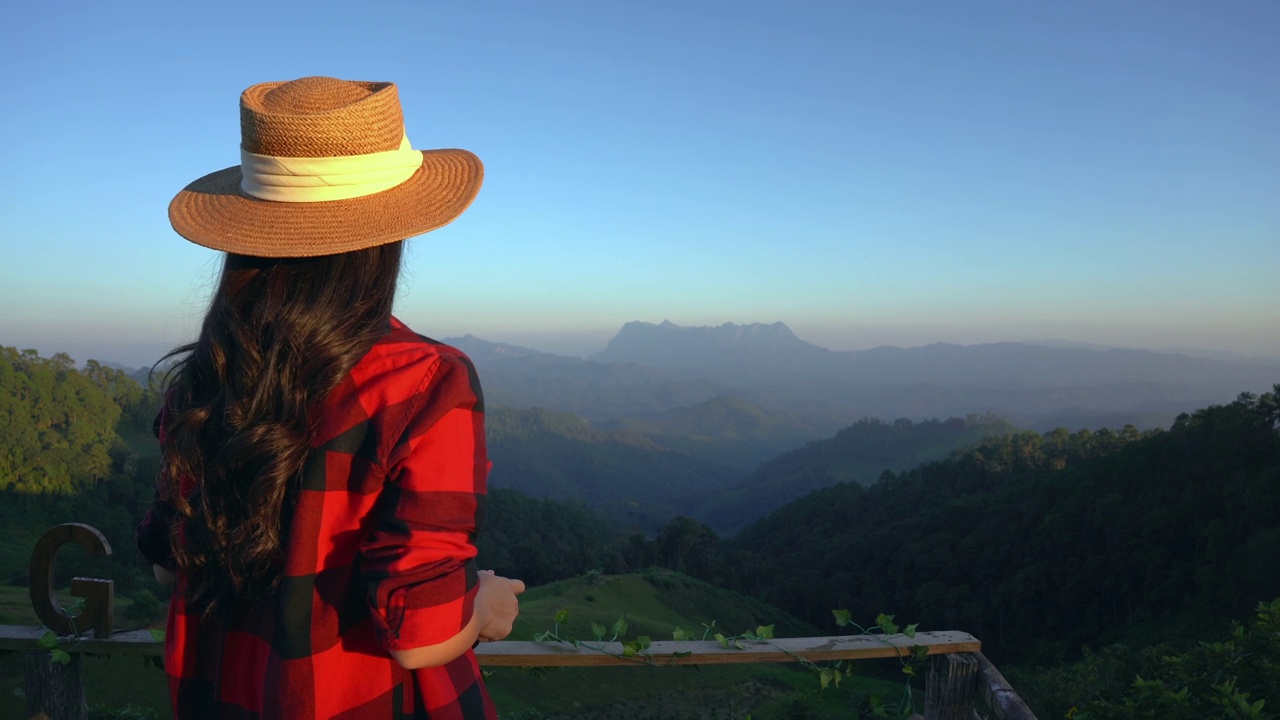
top-left (449, 320), bottom-right (1279, 428)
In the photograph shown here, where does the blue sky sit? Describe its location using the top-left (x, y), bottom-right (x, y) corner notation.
top-left (1, 1), bottom-right (1277, 366)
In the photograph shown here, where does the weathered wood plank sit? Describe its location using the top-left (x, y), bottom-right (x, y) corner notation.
top-left (474, 631), bottom-right (980, 667)
top-left (974, 651), bottom-right (1038, 720)
top-left (0, 626), bottom-right (162, 655)
top-left (2, 627), bottom-right (980, 669)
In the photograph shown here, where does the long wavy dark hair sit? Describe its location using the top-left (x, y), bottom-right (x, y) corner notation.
top-left (160, 242), bottom-right (403, 613)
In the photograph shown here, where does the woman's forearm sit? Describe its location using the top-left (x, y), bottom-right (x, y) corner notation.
top-left (387, 571), bottom-right (524, 670)
top-left (388, 595), bottom-right (487, 669)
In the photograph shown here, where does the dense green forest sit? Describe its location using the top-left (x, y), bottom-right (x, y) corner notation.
top-left (685, 413), bottom-right (1016, 533)
top-left (0, 347), bottom-right (164, 605)
top-left (2, 348), bottom-right (136, 493)
top-left (710, 388), bottom-right (1280, 666)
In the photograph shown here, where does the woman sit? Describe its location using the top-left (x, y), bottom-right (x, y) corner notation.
top-left (137, 76), bottom-right (522, 720)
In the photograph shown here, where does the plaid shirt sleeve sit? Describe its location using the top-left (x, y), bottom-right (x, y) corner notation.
top-left (361, 350), bottom-right (488, 651)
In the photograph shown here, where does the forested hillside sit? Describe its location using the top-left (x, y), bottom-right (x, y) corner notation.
top-left (686, 413), bottom-right (1016, 533)
top-left (475, 488), bottom-right (626, 586)
top-left (486, 406), bottom-right (741, 530)
top-left (719, 388), bottom-right (1280, 665)
top-left (0, 346), bottom-right (164, 605)
top-left (1, 348), bottom-right (134, 493)
top-left (598, 395), bottom-right (852, 472)
top-left (486, 406), bottom-right (1020, 534)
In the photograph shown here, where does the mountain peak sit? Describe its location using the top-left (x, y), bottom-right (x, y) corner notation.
top-left (612, 320), bottom-right (801, 343)
top-left (590, 320), bottom-right (831, 380)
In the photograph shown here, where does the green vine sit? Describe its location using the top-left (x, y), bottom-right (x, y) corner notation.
top-left (529, 607), bottom-right (928, 718)
top-left (829, 609), bottom-right (929, 718)
top-left (31, 598), bottom-right (166, 670)
top-left (33, 597), bottom-right (88, 666)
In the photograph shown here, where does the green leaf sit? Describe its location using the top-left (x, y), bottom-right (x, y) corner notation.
top-left (903, 664), bottom-right (916, 676)
top-left (819, 667), bottom-right (834, 690)
top-left (148, 628), bottom-right (166, 643)
top-left (755, 624), bottom-right (775, 639)
top-left (672, 627), bottom-right (689, 641)
top-left (65, 598), bottom-right (86, 618)
top-left (635, 635), bottom-right (652, 652)
top-left (52, 649), bottom-right (72, 665)
top-left (832, 609), bottom-right (851, 628)
top-left (532, 631), bottom-right (551, 642)
top-left (590, 622), bottom-right (606, 641)
top-left (714, 633), bottom-right (729, 649)
top-left (37, 630), bottom-right (60, 650)
top-left (612, 616), bottom-right (628, 639)
top-left (554, 608), bottom-right (571, 625)
top-left (904, 623), bottom-right (918, 638)
top-left (875, 613), bottom-right (899, 634)
top-left (622, 643), bottom-right (637, 658)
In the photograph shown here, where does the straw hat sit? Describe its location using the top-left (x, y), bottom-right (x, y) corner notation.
top-left (169, 77), bottom-right (483, 257)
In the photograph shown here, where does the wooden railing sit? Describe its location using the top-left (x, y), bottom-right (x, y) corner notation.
top-left (0, 524), bottom-right (1038, 720)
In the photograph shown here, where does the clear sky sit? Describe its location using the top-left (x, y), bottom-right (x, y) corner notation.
top-left (1, 1), bottom-right (1277, 367)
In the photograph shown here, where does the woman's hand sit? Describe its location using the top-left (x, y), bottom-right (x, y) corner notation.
top-left (153, 564), bottom-right (175, 586)
top-left (475, 570), bottom-right (524, 642)
top-left (388, 569), bottom-right (525, 669)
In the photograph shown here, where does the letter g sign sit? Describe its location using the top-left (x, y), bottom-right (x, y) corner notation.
top-left (28, 524), bottom-right (114, 638)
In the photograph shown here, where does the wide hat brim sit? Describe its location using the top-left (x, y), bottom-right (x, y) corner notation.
top-left (169, 148), bottom-right (483, 258)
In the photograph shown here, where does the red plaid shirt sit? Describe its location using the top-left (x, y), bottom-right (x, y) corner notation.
top-left (137, 318), bottom-right (496, 719)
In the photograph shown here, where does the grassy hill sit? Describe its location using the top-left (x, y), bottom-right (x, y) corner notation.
top-left (487, 569), bottom-right (910, 719)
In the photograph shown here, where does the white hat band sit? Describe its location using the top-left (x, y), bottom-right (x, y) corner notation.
top-left (239, 135), bottom-right (422, 203)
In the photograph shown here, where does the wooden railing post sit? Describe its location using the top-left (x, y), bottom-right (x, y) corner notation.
top-left (974, 652), bottom-right (1038, 720)
top-left (22, 650), bottom-right (87, 720)
top-left (923, 652), bottom-right (978, 719)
